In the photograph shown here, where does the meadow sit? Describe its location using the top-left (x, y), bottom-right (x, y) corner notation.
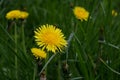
top-left (0, 0), bottom-right (120, 80)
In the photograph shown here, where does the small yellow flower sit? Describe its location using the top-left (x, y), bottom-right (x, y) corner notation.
top-left (73, 6), bottom-right (89, 21)
top-left (20, 11), bottom-right (29, 19)
top-left (112, 10), bottom-right (118, 17)
top-left (34, 24), bottom-right (67, 53)
top-left (6, 10), bottom-right (29, 20)
top-left (6, 10), bottom-right (21, 20)
top-left (31, 48), bottom-right (46, 59)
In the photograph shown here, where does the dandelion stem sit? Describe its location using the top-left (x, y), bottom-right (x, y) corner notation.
top-left (21, 20), bottom-right (27, 55)
top-left (14, 21), bottom-right (18, 80)
top-left (45, 52), bottom-right (49, 79)
top-left (57, 55), bottom-right (61, 80)
top-left (33, 64), bottom-right (37, 80)
top-left (80, 23), bottom-right (87, 41)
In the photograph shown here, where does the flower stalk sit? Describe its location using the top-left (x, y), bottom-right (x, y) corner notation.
top-left (21, 20), bottom-right (26, 55)
top-left (14, 21), bottom-right (18, 80)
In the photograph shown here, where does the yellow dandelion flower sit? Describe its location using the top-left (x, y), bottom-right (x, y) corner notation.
top-left (34, 24), bottom-right (67, 53)
top-left (112, 10), bottom-right (118, 17)
top-left (31, 48), bottom-right (46, 59)
top-left (73, 6), bottom-right (89, 21)
top-left (6, 10), bottom-right (21, 20)
top-left (20, 11), bottom-right (29, 19)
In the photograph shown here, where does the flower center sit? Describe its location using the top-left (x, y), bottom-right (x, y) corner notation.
top-left (44, 32), bottom-right (58, 45)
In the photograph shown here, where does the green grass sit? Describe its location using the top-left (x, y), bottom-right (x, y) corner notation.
top-left (0, 0), bottom-right (120, 80)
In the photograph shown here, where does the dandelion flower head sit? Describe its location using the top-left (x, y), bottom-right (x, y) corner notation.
top-left (6, 10), bottom-right (21, 20)
top-left (73, 6), bottom-right (89, 21)
top-left (20, 11), bottom-right (29, 19)
top-left (31, 48), bottom-right (46, 59)
top-left (112, 10), bottom-right (118, 17)
top-left (34, 24), bottom-right (67, 53)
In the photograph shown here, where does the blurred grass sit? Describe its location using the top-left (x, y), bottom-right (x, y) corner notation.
top-left (0, 0), bottom-right (120, 80)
